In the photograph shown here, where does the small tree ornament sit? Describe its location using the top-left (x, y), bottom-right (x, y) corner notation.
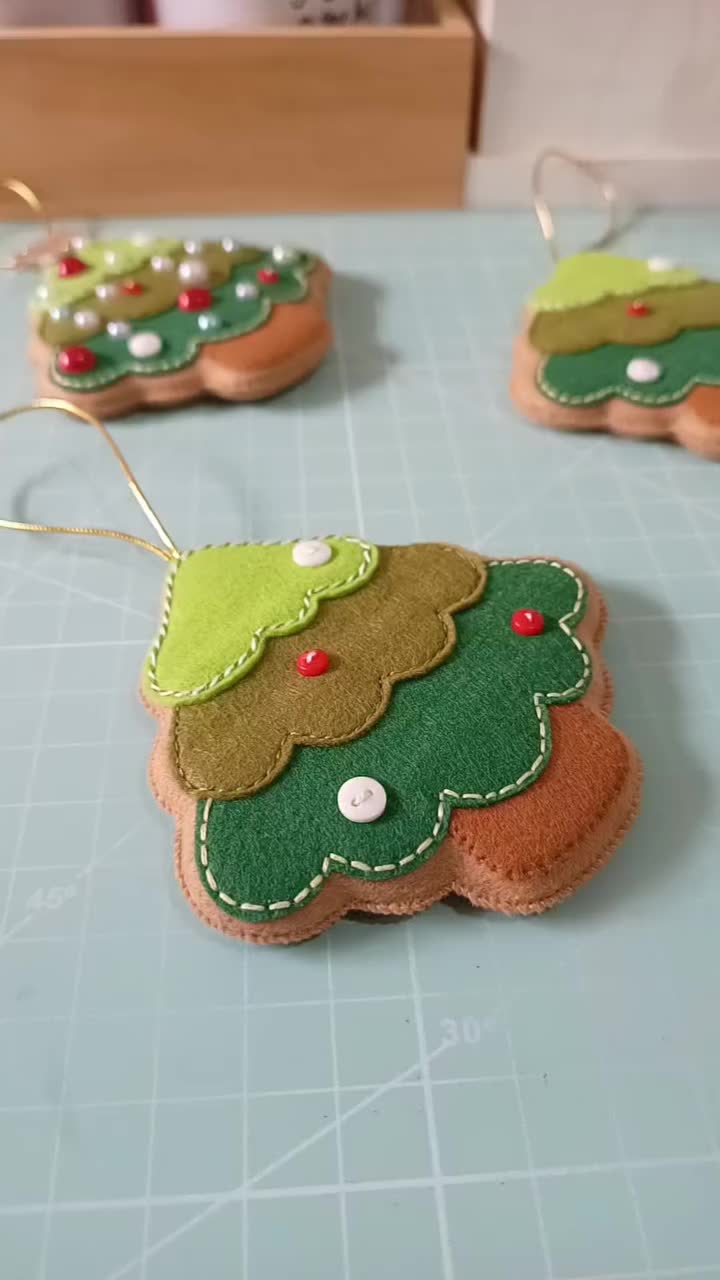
top-left (0, 400), bottom-right (642, 944)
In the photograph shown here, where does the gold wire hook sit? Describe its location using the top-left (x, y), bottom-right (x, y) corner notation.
top-left (0, 178), bottom-right (73, 272)
top-left (0, 398), bottom-right (181, 563)
top-left (531, 149), bottom-right (618, 263)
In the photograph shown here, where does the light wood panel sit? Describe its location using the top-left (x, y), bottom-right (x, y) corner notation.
top-left (0, 0), bottom-right (475, 217)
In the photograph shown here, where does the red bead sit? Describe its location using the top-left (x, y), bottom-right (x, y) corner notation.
top-left (627, 300), bottom-right (651, 318)
top-left (58, 346), bottom-right (97, 375)
top-left (511, 609), bottom-right (545, 638)
top-left (297, 649), bottom-right (330, 678)
top-left (258, 268), bottom-right (281, 285)
top-left (178, 288), bottom-right (213, 312)
top-left (57, 255), bottom-right (87, 278)
top-left (122, 280), bottom-right (144, 296)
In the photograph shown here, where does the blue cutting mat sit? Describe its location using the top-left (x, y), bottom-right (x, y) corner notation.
top-left (0, 211), bottom-right (719, 1280)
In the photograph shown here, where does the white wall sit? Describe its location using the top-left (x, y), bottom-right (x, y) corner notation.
top-left (468, 0), bottom-right (720, 205)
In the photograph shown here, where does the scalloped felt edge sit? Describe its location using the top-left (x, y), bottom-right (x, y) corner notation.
top-left (29, 262), bottom-right (333, 419)
top-left (146, 562), bottom-right (642, 944)
top-left (511, 331), bottom-right (720, 462)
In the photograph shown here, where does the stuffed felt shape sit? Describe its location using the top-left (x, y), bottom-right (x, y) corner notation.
top-left (31, 237), bottom-right (332, 418)
top-left (3, 401), bottom-right (642, 945)
top-left (512, 252), bottom-right (720, 461)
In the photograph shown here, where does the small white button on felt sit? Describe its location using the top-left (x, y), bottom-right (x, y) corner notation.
top-left (292, 539), bottom-right (332, 568)
top-left (647, 256), bottom-right (676, 272)
top-left (128, 331), bottom-right (162, 359)
top-left (626, 357), bottom-right (661, 384)
top-left (337, 777), bottom-right (387, 824)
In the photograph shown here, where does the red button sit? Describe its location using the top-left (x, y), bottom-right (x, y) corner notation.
top-left (258, 268), bottom-right (281, 285)
top-left (297, 649), bottom-right (330, 677)
top-left (58, 255), bottom-right (87, 278)
top-left (178, 288), bottom-right (213, 312)
top-left (58, 346), bottom-right (97, 375)
top-left (627, 300), bottom-right (651, 318)
top-left (122, 280), bottom-right (144, 296)
top-left (511, 609), bottom-right (545, 637)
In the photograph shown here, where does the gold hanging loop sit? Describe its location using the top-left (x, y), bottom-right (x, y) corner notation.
top-left (531, 149), bottom-right (618, 263)
top-left (0, 179), bottom-right (75, 272)
top-left (0, 398), bottom-right (181, 563)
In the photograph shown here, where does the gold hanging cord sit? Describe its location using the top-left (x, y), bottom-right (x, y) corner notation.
top-left (0, 179), bottom-right (57, 272)
top-left (531, 149), bottom-right (618, 263)
top-left (0, 399), bottom-right (180, 563)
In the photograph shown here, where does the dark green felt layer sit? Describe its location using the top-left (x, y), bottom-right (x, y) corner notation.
top-left (195, 560), bottom-right (591, 923)
top-left (540, 326), bottom-right (720, 408)
top-left (51, 251), bottom-right (315, 392)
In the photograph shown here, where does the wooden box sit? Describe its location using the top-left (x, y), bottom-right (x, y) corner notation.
top-left (0, 0), bottom-right (475, 218)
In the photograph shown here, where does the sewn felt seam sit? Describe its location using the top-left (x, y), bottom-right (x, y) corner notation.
top-left (198, 557), bottom-right (591, 916)
top-left (538, 359), bottom-right (720, 408)
top-left (147, 535), bottom-right (376, 702)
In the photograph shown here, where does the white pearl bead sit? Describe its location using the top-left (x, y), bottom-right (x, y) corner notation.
top-left (151, 255), bottom-right (174, 273)
top-left (337, 777), bottom-right (387, 824)
top-left (197, 312), bottom-right (220, 332)
top-left (49, 305), bottom-right (70, 322)
top-left (221, 236), bottom-right (239, 253)
top-left (626, 357), bottom-right (662, 384)
top-left (235, 281), bottom-right (259, 301)
top-left (178, 259), bottom-right (209, 285)
top-left (292, 539), bottom-right (332, 568)
top-left (184, 239), bottom-right (203, 254)
top-left (647, 256), bottom-right (676, 273)
top-left (73, 309), bottom-right (100, 331)
top-left (104, 249), bottom-right (118, 266)
top-left (95, 283), bottom-right (118, 300)
top-left (107, 320), bottom-right (131, 339)
top-left (70, 235), bottom-right (88, 251)
top-left (271, 245), bottom-right (299, 265)
top-left (35, 284), bottom-right (49, 301)
top-left (128, 331), bottom-right (163, 359)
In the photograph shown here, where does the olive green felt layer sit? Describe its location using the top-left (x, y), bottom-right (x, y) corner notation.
top-left (37, 238), bottom-right (181, 312)
top-left (145, 537), bottom-right (378, 708)
top-left (194, 559), bottom-right (591, 923)
top-left (539, 326), bottom-right (720, 407)
top-left (38, 242), bottom-right (266, 346)
top-left (529, 282), bottom-right (720, 355)
top-left (530, 253), bottom-right (698, 313)
top-left (50, 252), bottom-right (316, 392)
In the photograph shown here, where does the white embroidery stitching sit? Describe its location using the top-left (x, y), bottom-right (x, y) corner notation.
top-left (147, 535), bottom-right (376, 702)
top-left (199, 558), bottom-right (591, 916)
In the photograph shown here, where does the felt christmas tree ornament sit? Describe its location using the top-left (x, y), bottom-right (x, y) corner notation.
top-left (511, 152), bottom-right (720, 461)
top-left (2, 400), bottom-right (643, 945)
top-left (30, 235), bottom-right (332, 417)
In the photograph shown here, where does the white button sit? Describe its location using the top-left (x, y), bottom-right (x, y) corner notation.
top-left (292, 539), bottom-right (332, 568)
top-left (95, 283), bottom-right (118, 300)
top-left (151, 255), bottom-right (174, 272)
top-left (647, 256), bottom-right (676, 272)
top-left (337, 777), bottom-right (387, 824)
top-left (626, 357), bottom-right (661, 384)
top-left (178, 258), bottom-right (209, 285)
top-left (128, 331), bottom-right (163, 359)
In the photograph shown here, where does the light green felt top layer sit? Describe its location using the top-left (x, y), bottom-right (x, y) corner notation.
top-left (530, 253), bottom-right (699, 313)
top-left (195, 559), bottom-right (591, 923)
top-left (145, 537), bottom-right (379, 707)
top-left (39, 239), bottom-right (181, 310)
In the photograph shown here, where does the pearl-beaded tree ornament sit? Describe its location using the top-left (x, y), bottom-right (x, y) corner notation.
top-left (31, 237), bottom-right (332, 417)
